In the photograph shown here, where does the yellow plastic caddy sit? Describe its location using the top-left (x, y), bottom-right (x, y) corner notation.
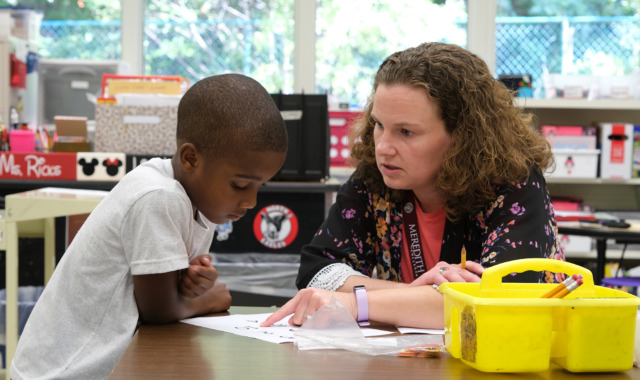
top-left (440, 258), bottom-right (640, 372)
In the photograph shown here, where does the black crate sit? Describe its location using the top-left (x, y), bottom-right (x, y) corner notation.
top-left (270, 94), bottom-right (329, 181)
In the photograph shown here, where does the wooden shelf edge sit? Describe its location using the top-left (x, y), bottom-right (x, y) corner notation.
top-left (545, 177), bottom-right (640, 185)
top-left (516, 98), bottom-right (640, 110)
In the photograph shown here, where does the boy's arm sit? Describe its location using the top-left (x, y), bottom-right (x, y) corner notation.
top-left (133, 270), bottom-right (232, 324)
top-left (180, 254), bottom-right (217, 298)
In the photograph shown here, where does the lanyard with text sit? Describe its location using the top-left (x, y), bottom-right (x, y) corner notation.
top-left (403, 193), bottom-right (427, 279)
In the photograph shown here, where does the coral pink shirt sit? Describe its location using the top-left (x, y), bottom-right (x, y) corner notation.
top-left (400, 203), bottom-right (447, 283)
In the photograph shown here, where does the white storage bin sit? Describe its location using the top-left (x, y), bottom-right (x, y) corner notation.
top-left (597, 75), bottom-right (640, 99)
top-left (600, 123), bottom-right (634, 180)
top-left (543, 74), bottom-right (594, 99)
top-left (558, 234), bottom-right (592, 254)
top-left (548, 149), bottom-right (599, 178)
top-left (0, 12), bottom-right (13, 36)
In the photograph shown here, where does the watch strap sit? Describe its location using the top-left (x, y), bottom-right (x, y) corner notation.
top-left (353, 285), bottom-right (370, 327)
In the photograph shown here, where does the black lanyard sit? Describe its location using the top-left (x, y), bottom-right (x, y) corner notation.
top-left (402, 193), bottom-right (427, 279)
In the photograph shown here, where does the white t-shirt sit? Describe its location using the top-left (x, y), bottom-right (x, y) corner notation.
top-left (10, 158), bottom-right (215, 380)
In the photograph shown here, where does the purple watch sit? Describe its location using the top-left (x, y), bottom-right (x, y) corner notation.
top-left (353, 285), bottom-right (370, 327)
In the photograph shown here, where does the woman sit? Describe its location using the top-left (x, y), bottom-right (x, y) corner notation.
top-left (262, 42), bottom-right (564, 329)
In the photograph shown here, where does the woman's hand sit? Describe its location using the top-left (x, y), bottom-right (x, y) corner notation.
top-left (260, 288), bottom-right (356, 327)
top-left (410, 261), bottom-right (484, 287)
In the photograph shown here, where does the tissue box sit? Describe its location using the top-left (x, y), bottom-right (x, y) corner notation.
top-left (52, 116), bottom-right (91, 152)
top-left (94, 104), bottom-right (177, 155)
top-left (600, 123), bottom-right (634, 179)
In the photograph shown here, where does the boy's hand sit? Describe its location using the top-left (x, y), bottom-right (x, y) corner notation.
top-left (180, 254), bottom-right (218, 298)
top-left (204, 280), bottom-right (232, 313)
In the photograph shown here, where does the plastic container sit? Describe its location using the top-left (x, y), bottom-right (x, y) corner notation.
top-left (9, 129), bottom-right (35, 152)
top-left (328, 111), bottom-right (361, 167)
top-left (440, 258), bottom-right (640, 373)
top-left (2, 8), bottom-right (43, 42)
top-left (548, 149), bottom-right (600, 178)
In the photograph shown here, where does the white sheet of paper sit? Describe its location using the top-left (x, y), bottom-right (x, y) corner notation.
top-left (180, 313), bottom-right (393, 344)
top-left (396, 326), bottom-right (445, 335)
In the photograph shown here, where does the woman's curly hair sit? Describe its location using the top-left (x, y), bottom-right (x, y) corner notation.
top-left (350, 42), bottom-right (553, 222)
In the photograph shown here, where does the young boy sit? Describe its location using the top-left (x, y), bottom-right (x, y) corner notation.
top-left (10, 74), bottom-right (288, 379)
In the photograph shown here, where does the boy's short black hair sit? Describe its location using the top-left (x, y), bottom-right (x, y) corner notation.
top-left (176, 74), bottom-right (288, 158)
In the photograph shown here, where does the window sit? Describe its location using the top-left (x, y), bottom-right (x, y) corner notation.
top-left (144, 0), bottom-right (295, 94)
top-left (496, 1), bottom-right (640, 98)
top-left (6, 0), bottom-right (637, 103)
top-left (1, 0), bottom-right (122, 60)
top-left (315, 0), bottom-right (467, 108)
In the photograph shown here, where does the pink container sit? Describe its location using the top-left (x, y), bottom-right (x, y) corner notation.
top-left (10, 129), bottom-right (36, 152)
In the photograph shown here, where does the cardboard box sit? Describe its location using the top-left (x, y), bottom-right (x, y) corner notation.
top-left (94, 104), bottom-right (177, 155)
top-left (599, 123), bottom-right (634, 179)
top-left (53, 116), bottom-right (91, 152)
top-left (548, 149), bottom-right (599, 178)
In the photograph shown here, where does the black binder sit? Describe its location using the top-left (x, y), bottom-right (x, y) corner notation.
top-left (270, 94), bottom-right (329, 181)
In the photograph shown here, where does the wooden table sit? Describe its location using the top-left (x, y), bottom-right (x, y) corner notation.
top-left (0, 187), bottom-right (107, 379)
top-left (109, 306), bottom-right (640, 380)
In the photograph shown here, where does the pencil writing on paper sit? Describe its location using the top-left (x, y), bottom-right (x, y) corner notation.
top-left (541, 274), bottom-right (582, 298)
top-left (552, 277), bottom-right (583, 299)
top-left (460, 246), bottom-right (466, 270)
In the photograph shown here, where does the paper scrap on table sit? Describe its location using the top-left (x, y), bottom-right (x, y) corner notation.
top-left (180, 313), bottom-right (393, 344)
top-left (294, 298), bottom-right (445, 355)
top-left (396, 326), bottom-right (445, 335)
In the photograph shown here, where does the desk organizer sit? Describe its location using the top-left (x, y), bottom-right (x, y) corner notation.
top-left (440, 258), bottom-right (640, 373)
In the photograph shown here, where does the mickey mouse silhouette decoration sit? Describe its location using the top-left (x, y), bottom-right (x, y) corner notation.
top-left (103, 157), bottom-right (123, 176)
top-left (76, 152), bottom-right (126, 181)
top-left (78, 158), bottom-right (99, 176)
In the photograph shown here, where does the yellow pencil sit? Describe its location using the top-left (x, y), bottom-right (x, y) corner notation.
top-left (552, 277), bottom-right (583, 299)
top-left (541, 274), bottom-right (581, 298)
top-left (460, 246), bottom-right (466, 270)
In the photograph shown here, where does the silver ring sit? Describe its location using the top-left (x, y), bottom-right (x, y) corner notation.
top-left (439, 267), bottom-right (449, 274)
top-left (303, 313), bottom-right (312, 319)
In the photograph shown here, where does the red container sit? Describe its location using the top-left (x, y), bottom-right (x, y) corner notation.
top-left (9, 129), bottom-right (35, 152)
top-left (329, 111), bottom-right (361, 167)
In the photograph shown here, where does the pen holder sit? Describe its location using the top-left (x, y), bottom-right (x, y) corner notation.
top-left (440, 258), bottom-right (640, 373)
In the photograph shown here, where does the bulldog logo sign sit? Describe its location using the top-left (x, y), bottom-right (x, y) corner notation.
top-left (253, 204), bottom-right (299, 250)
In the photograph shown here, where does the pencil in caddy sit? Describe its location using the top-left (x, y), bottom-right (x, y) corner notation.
top-left (439, 258), bottom-right (640, 373)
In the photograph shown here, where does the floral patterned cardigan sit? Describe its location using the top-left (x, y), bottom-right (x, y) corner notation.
top-left (296, 169), bottom-right (565, 290)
